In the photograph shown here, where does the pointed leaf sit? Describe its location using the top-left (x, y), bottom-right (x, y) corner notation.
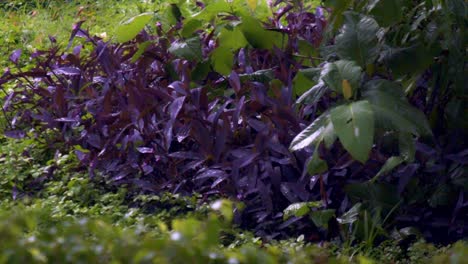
top-left (290, 111), bottom-right (331, 151)
top-left (334, 12), bottom-right (380, 67)
top-left (210, 46), bottom-right (233, 75)
top-left (307, 152), bottom-right (328, 175)
top-left (362, 80), bottom-right (432, 136)
top-left (322, 60), bottom-right (362, 94)
top-left (169, 37), bottom-right (203, 61)
top-left (331, 101), bottom-right (374, 163)
top-left (115, 13), bottom-right (153, 43)
top-left (310, 209), bottom-right (336, 229)
top-left (372, 156), bottom-right (404, 182)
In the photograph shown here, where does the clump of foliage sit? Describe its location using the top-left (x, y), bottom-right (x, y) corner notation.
top-left (1, 0), bottom-right (466, 247)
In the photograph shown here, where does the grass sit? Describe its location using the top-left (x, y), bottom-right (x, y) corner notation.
top-left (0, 0), bottom-right (161, 68)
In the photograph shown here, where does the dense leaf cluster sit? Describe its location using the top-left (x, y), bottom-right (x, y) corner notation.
top-left (1, 0), bottom-right (466, 244)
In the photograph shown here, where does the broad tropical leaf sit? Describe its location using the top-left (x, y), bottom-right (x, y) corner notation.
top-left (362, 80), bottom-right (432, 136)
top-left (331, 101), bottom-right (375, 163)
top-left (334, 12), bottom-right (380, 67)
top-left (321, 60), bottom-right (362, 95)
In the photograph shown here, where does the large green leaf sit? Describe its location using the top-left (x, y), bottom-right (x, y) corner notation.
top-left (210, 46), bottom-right (233, 75)
top-left (293, 68), bottom-right (320, 97)
top-left (362, 80), bottom-right (432, 137)
top-left (115, 13), bottom-right (153, 43)
top-left (218, 26), bottom-right (248, 51)
top-left (368, 0), bottom-right (403, 27)
top-left (330, 101), bottom-right (375, 163)
top-left (380, 44), bottom-right (433, 77)
top-left (289, 111), bottom-right (333, 151)
top-left (334, 12), bottom-right (381, 67)
top-left (240, 16), bottom-right (284, 49)
top-left (169, 37), bottom-right (203, 61)
top-left (321, 60), bottom-right (362, 96)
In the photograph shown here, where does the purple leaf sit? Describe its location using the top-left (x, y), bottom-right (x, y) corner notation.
top-left (9, 49), bottom-right (22, 64)
top-left (137, 147), bottom-right (154, 154)
top-left (4, 130), bottom-right (26, 139)
top-left (51, 67), bottom-right (81, 76)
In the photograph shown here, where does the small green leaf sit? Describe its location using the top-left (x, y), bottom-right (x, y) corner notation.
top-left (322, 60), bottom-right (362, 94)
top-left (372, 156), bottom-right (404, 182)
top-left (337, 203), bottom-right (361, 225)
top-left (307, 152), bottom-right (328, 175)
top-left (115, 13), bottom-right (153, 43)
top-left (310, 209), bottom-right (336, 229)
top-left (283, 201), bottom-right (322, 220)
top-left (131, 41), bottom-right (151, 63)
top-left (331, 101), bottom-right (375, 163)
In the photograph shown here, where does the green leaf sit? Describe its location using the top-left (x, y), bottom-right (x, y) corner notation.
top-left (310, 209), bottom-right (336, 229)
top-left (380, 44), bottom-right (433, 77)
top-left (218, 26), bottom-right (248, 51)
top-left (131, 41), bottom-right (151, 63)
top-left (337, 203), bottom-right (361, 225)
top-left (334, 12), bottom-right (381, 67)
top-left (362, 80), bottom-right (432, 137)
top-left (181, 19), bottom-right (203, 38)
top-left (345, 182), bottom-right (400, 213)
top-left (191, 61), bottom-right (211, 81)
top-left (330, 101), bottom-right (375, 163)
top-left (239, 69), bottom-right (275, 83)
top-left (240, 16), bottom-right (284, 49)
top-left (283, 201), bottom-right (321, 220)
top-left (372, 156), bottom-right (404, 182)
top-left (307, 152), bottom-right (328, 175)
top-left (323, 0), bottom-right (353, 30)
top-left (297, 82), bottom-right (328, 105)
top-left (210, 46), bottom-right (233, 75)
top-left (321, 60), bottom-right (362, 95)
top-left (169, 37), bottom-right (203, 61)
top-left (191, 1), bottom-right (230, 22)
top-left (115, 13), bottom-right (153, 43)
top-left (368, 0), bottom-right (403, 27)
top-left (289, 111), bottom-right (331, 151)
top-left (293, 69), bottom-right (319, 96)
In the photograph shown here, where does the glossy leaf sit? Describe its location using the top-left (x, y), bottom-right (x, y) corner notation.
top-left (289, 112), bottom-right (331, 151)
